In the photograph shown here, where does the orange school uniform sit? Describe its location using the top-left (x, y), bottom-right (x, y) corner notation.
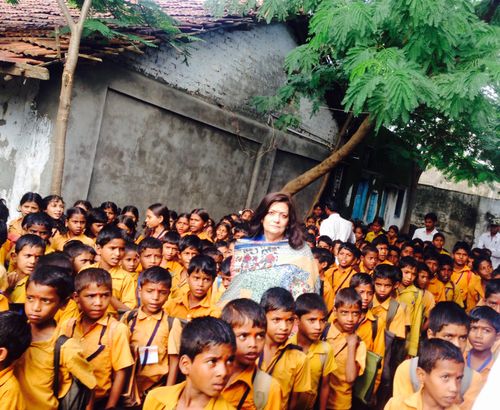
top-left (451, 266), bottom-right (473, 305)
top-left (385, 388), bottom-right (460, 410)
top-left (0, 365), bottom-right (25, 410)
top-left (169, 264), bottom-right (189, 300)
top-left (163, 291), bottom-right (220, 321)
top-left (466, 275), bottom-right (485, 312)
top-left (7, 217), bottom-right (23, 243)
top-left (51, 232), bottom-right (95, 251)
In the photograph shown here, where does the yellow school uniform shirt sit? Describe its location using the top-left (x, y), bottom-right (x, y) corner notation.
top-left (0, 294), bottom-right (9, 311)
top-left (385, 388), bottom-right (460, 410)
top-left (51, 232), bottom-right (95, 251)
top-left (143, 381), bottom-right (235, 410)
top-left (9, 274), bottom-right (28, 304)
top-left (122, 308), bottom-right (179, 394)
top-left (466, 275), bottom-right (485, 312)
top-left (427, 276), bottom-right (446, 303)
top-left (161, 259), bottom-right (182, 272)
top-left (365, 231), bottom-right (382, 243)
top-left (323, 276), bottom-right (335, 314)
top-left (7, 217), bottom-right (23, 241)
top-left (289, 335), bottom-right (337, 409)
top-left (54, 299), bottom-right (80, 324)
top-left (393, 359), bottom-right (483, 410)
top-left (325, 321), bottom-right (367, 410)
top-left (169, 264), bottom-right (189, 300)
top-left (62, 314), bottom-right (134, 399)
top-left (443, 280), bottom-right (464, 308)
top-left (451, 266), bottom-right (472, 305)
top-left (331, 266), bottom-right (357, 298)
top-left (211, 279), bottom-right (227, 305)
top-left (163, 291), bottom-right (220, 321)
top-left (87, 263), bottom-right (137, 314)
top-left (355, 310), bottom-right (378, 353)
top-left (0, 241), bottom-right (11, 275)
top-left (358, 261), bottom-right (373, 275)
top-left (222, 365), bottom-right (282, 410)
top-left (0, 365), bottom-right (25, 410)
top-left (14, 328), bottom-right (96, 410)
top-left (196, 231), bottom-right (214, 242)
top-left (258, 339), bottom-right (312, 410)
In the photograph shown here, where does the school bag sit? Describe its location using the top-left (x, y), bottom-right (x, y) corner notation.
top-left (53, 335), bottom-right (92, 410)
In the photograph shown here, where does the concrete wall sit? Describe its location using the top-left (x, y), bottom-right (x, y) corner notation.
top-left (410, 184), bottom-right (500, 247)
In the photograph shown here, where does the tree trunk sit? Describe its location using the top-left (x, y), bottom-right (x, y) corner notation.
top-left (50, 0), bottom-right (92, 195)
top-left (281, 115), bottom-right (373, 195)
top-left (401, 162), bottom-right (423, 234)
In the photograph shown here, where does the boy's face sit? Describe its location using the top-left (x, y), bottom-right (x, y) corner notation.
top-left (425, 258), bottom-right (439, 275)
top-left (401, 246), bottom-right (414, 257)
top-left (97, 238), bottom-right (125, 268)
top-left (428, 324), bottom-right (468, 353)
top-left (121, 251), bottom-right (139, 273)
top-left (73, 251), bottom-right (94, 273)
top-left (401, 265), bottom-right (417, 287)
top-left (417, 359), bottom-right (464, 409)
top-left (180, 344), bottom-right (234, 398)
top-left (139, 281), bottom-right (170, 315)
top-left (75, 283), bottom-right (111, 320)
top-left (298, 309), bottom-right (327, 343)
top-left (140, 248), bottom-right (162, 270)
top-left (217, 246), bottom-right (231, 259)
top-left (14, 245), bottom-right (44, 276)
top-left (417, 270), bottom-right (430, 289)
top-left (66, 213), bottom-right (86, 236)
top-left (25, 282), bottom-right (62, 325)
top-left (453, 249), bottom-right (468, 267)
top-left (355, 284), bottom-right (374, 310)
top-left (374, 277), bottom-right (396, 302)
top-left (414, 252), bottom-right (424, 263)
top-left (433, 236), bottom-right (444, 249)
top-left (221, 274), bottom-right (232, 289)
top-left (485, 293), bottom-right (500, 313)
top-left (25, 223), bottom-right (51, 242)
top-left (372, 222), bottom-right (382, 233)
top-left (424, 218), bottom-right (436, 231)
top-left (265, 309), bottom-right (295, 344)
top-left (188, 270), bottom-right (214, 300)
top-left (338, 248), bottom-right (355, 268)
top-left (376, 244), bottom-right (388, 261)
top-left (477, 260), bottom-right (493, 281)
top-left (438, 264), bottom-right (453, 283)
top-left (232, 319), bottom-right (266, 367)
top-left (362, 251), bottom-right (378, 270)
top-left (180, 247), bottom-right (199, 268)
top-left (469, 319), bottom-right (498, 352)
top-left (388, 250), bottom-right (399, 266)
top-left (334, 303), bottom-right (362, 333)
top-left (162, 243), bottom-right (179, 261)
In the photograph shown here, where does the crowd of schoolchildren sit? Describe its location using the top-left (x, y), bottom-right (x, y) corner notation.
top-left (0, 192), bottom-right (498, 410)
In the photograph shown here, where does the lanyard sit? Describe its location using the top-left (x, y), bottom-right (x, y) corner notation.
top-left (236, 368), bottom-right (257, 410)
top-left (467, 351), bottom-right (493, 373)
top-left (130, 311), bottom-right (164, 367)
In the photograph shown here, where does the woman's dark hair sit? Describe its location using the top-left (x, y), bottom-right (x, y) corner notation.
top-left (145, 203), bottom-right (170, 237)
top-left (249, 192), bottom-right (304, 250)
top-left (66, 206), bottom-right (87, 220)
top-left (100, 201), bottom-right (120, 222)
top-left (41, 195), bottom-right (66, 233)
top-left (121, 205), bottom-right (139, 222)
top-left (215, 222), bottom-right (232, 241)
top-left (190, 208), bottom-right (210, 223)
top-left (19, 192), bottom-right (43, 209)
top-left (85, 207), bottom-right (108, 238)
top-left (73, 200), bottom-right (92, 212)
top-left (116, 214), bottom-right (137, 239)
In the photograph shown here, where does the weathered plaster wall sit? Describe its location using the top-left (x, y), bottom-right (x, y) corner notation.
top-left (0, 78), bottom-right (52, 217)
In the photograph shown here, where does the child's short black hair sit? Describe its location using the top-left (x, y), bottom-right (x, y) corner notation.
top-left (220, 256), bottom-right (232, 276)
top-left (75, 268), bottom-right (112, 293)
top-left (338, 242), bottom-right (360, 258)
top-left (96, 225), bottom-right (125, 247)
top-left (399, 256), bottom-right (418, 270)
top-left (418, 338), bottom-right (464, 373)
top-left (311, 247), bottom-right (334, 267)
top-left (295, 293), bottom-right (327, 317)
top-left (438, 254), bottom-right (454, 268)
top-left (317, 235), bottom-right (333, 247)
top-left (412, 239), bottom-right (424, 248)
top-left (14, 234), bottom-right (46, 254)
top-left (179, 234), bottom-right (202, 253)
top-left (452, 241), bottom-right (471, 255)
top-left (433, 232), bottom-right (445, 241)
top-left (0, 311), bottom-right (32, 366)
top-left (27, 265), bottom-right (74, 301)
top-left (138, 237), bottom-right (162, 254)
top-left (204, 246), bottom-right (222, 261)
top-left (260, 287), bottom-right (295, 313)
top-left (373, 264), bottom-right (402, 284)
top-left (388, 245), bottom-right (400, 255)
top-left (36, 252), bottom-right (73, 272)
top-left (221, 298), bottom-right (267, 330)
top-left (139, 266), bottom-right (172, 288)
top-left (63, 241), bottom-right (96, 260)
top-left (21, 212), bottom-right (53, 230)
top-left (469, 306), bottom-right (500, 333)
top-left (215, 240), bottom-right (228, 249)
top-left (361, 244), bottom-right (378, 257)
top-left (124, 241), bottom-right (138, 253)
top-left (161, 230), bottom-right (180, 246)
top-left (350, 272), bottom-right (374, 289)
top-left (334, 287), bottom-right (362, 309)
top-left (485, 279), bottom-right (500, 298)
top-left (417, 262), bottom-right (432, 276)
top-left (372, 235), bottom-right (389, 247)
top-left (423, 250), bottom-right (440, 262)
top-left (180, 316), bottom-right (236, 360)
top-left (472, 256), bottom-right (492, 273)
top-left (413, 246), bottom-right (424, 257)
top-left (188, 255), bottom-right (217, 278)
top-left (429, 301), bottom-right (470, 333)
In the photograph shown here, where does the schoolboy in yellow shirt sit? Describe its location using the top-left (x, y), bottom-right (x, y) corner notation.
top-left (15, 265), bottom-right (96, 410)
top-left (160, 231), bottom-right (182, 271)
top-left (169, 235), bottom-right (202, 300)
top-left (451, 241), bottom-right (473, 306)
top-left (259, 287), bottom-right (311, 410)
top-left (325, 288), bottom-right (366, 410)
top-left (62, 267), bottom-right (134, 409)
top-left (424, 251), bottom-right (446, 303)
top-left (0, 311), bottom-right (32, 410)
top-left (330, 243), bottom-right (359, 300)
top-left (21, 212), bottom-right (55, 253)
top-left (5, 234), bottom-right (45, 303)
top-left (311, 247), bottom-right (335, 313)
top-left (138, 237), bottom-right (163, 272)
top-left (88, 225), bottom-right (137, 315)
top-left (385, 339), bottom-right (463, 410)
top-left (164, 255), bottom-right (220, 320)
top-left (358, 244), bottom-right (378, 275)
top-left (221, 298), bottom-right (282, 410)
top-left (467, 256), bottom-right (493, 312)
top-left (142, 317), bottom-right (236, 410)
top-left (372, 235), bottom-right (392, 265)
top-left (437, 255), bottom-right (464, 307)
top-left (122, 266), bottom-right (181, 399)
top-left (212, 256), bottom-right (233, 305)
top-left (63, 240), bottom-right (95, 273)
top-left (292, 293), bottom-right (337, 410)
top-left (121, 241), bottom-right (140, 282)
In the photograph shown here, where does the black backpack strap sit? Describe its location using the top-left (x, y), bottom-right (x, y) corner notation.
top-left (371, 317), bottom-right (378, 342)
top-left (53, 335), bottom-right (70, 399)
top-left (86, 320), bottom-right (108, 362)
top-left (265, 344), bottom-right (303, 375)
top-left (321, 323), bottom-right (331, 341)
top-left (126, 309), bottom-right (139, 334)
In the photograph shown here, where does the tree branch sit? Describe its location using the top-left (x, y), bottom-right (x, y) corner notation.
top-left (77, 0), bottom-right (94, 30)
top-left (56, 0), bottom-right (76, 30)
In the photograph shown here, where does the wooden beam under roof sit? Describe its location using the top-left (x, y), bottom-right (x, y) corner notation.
top-left (0, 61), bottom-right (49, 80)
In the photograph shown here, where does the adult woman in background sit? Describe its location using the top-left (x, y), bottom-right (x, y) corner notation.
top-left (220, 192), bottom-right (319, 303)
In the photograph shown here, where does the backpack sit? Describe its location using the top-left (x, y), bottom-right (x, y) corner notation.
top-left (252, 369), bottom-right (273, 410)
top-left (53, 335), bottom-right (92, 410)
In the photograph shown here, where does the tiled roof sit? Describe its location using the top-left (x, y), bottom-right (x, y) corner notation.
top-left (0, 0), bottom-right (254, 79)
